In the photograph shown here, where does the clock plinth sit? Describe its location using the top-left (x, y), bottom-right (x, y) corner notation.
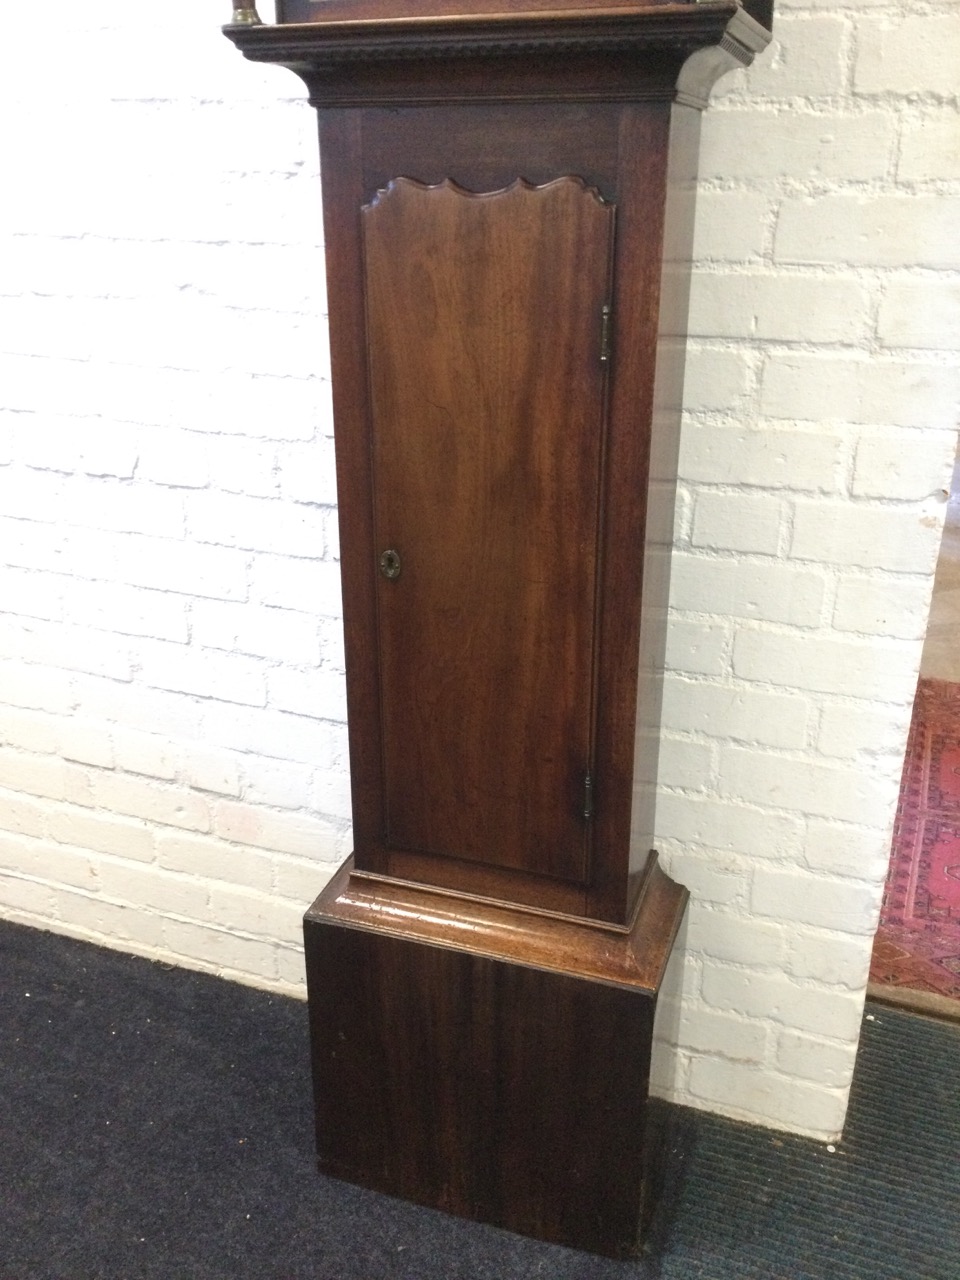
top-left (305, 856), bottom-right (684, 1257)
top-left (225, 0), bottom-right (771, 1255)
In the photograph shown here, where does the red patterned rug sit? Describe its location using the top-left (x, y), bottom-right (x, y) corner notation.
top-left (869, 678), bottom-right (960, 1001)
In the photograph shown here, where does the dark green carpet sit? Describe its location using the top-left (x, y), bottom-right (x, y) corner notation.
top-left (2, 918), bottom-right (957, 1279)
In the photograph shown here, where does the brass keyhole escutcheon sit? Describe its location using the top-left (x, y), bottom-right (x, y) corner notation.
top-left (379, 549), bottom-right (401, 580)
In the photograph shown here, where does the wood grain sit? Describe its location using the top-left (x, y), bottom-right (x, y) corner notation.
top-left (363, 176), bottom-right (613, 881)
top-left (304, 862), bottom-right (687, 1255)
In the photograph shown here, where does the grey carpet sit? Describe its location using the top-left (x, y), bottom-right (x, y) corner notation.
top-left (2, 918), bottom-right (958, 1279)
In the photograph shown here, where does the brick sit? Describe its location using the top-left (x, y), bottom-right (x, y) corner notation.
top-left (112, 728), bottom-right (179, 781)
top-left (310, 768), bottom-right (353, 822)
top-left (661, 677), bottom-right (810, 749)
top-left (138, 640), bottom-right (266, 707)
top-left (274, 856), bottom-right (340, 905)
top-left (681, 423), bottom-right (844, 493)
top-left (699, 109), bottom-right (893, 182)
top-left (161, 919), bottom-right (278, 982)
top-left (776, 1030), bottom-right (857, 1089)
top-left (201, 703), bottom-right (344, 767)
top-left (719, 743), bottom-right (897, 825)
top-left (701, 965), bottom-right (864, 1041)
top-left (60, 476), bottom-right (184, 539)
top-left (691, 191), bottom-right (773, 261)
top-left (877, 279), bottom-right (960, 352)
top-left (790, 499), bottom-right (942, 574)
top-left (206, 437), bottom-right (279, 499)
top-left (656, 736), bottom-right (715, 792)
top-left (733, 628), bottom-right (916, 702)
top-left (240, 759), bottom-right (316, 811)
top-left (92, 772), bottom-right (211, 833)
top-left (267, 667), bottom-right (348, 721)
top-left (96, 861), bottom-right (210, 921)
top-left (681, 347), bottom-right (753, 413)
top-left (0, 832), bottom-right (96, 891)
top-left (50, 890), bottom-right (168, 951)
top-left (322, 509), bottom-right (341, 561)
top-left (318, 618), bottom-right (346, 672)
top-left (687, 1057), bottom-right (847, 1139)
top-left (763, 352), bottom-right (958, 429)
top-left (0, 618), bottom-right (133, 683)
top-left (785, 927), bottom-right (874, 990)
top-left (191, 600), bottom-right (321, 666)
top-left (0, 466), bottom-right (65, 521)
top-left (155, 832), bottom-right (273, 893)
top-left (855, 14), bottom-right (960, 97)
top-left (200, 374), bottom-right (321, 443)
top-left (0, 514), bottom-right (70, 575)
top-left (0, 786), bottom-right (47, 838)
top-left (832, 574), bottom-right (934, 640)
top-left (213, 801), bottom-right (345, 861)
top-left (73, 676), bottom-right (202, 742)
top-left (852, 430), bottom-right (956, 501)
top-left (47, 806), bottom-right (155, 863)
top-left (669, 554), bottom-right (825, 627)
top-left (686, 907), bottom-right (786, 967)
top-left (0, 874), bottom-right (57, 919)
top-left (898, 118), bottom-right (960, 182)
top-left (674, 1006), bottom-right (769, 1063)
top-left (58, 719), bottom-right (115, 768)
top-left (664, 620), bottom-right (731, 677)
top-left (136, 429), bottom-right (210, 489)
top-left (817, 699), bottom-right (914, 764)
top-left (276, 946), bottom-right (308, 990)
top-left (803, 819), bottom-right (894, 882)
top-left (691, 491), bottom-right (783, 555)
top-left (751, 866), bottom-right (883, 934)
top-left (733, 15), bottom-right (848, 100)
top-left (187, 490), bottom-right (326, 557)
top-left (656, 847), bottom-right (748, 907)
top-left (206, 884), bottom-right (304, 942)
top-left (688, 273), bottom-right (872, 345)
top-left (78, 425), bottom-right (140, 480)
top-left (107, 532), bottom-right (249, 602)
top-left (180, 746), bottom-right (242, 798)
top-left (776, 196), bottom-right (960, 271)
top-left (62, 580), bottom-right (189, 644)
top-left (278, 437), bottom-right (339, 506)
top-left (249, 555), bottom-right (343, 615)
top-left (0, 748), bottom-right (68, 802)
top-left (0, 707), bottom-right (60, 755)
top-left (655, 793), bottom-right (804, 859)
top-left (0, 566), bottom-right (64, 621)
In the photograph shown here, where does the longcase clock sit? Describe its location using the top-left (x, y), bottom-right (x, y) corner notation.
top-left (225, 0), bottom-right (772, 1257)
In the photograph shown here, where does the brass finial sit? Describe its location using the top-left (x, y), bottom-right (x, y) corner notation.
top-left (228, 1), bottom-right (262, 24)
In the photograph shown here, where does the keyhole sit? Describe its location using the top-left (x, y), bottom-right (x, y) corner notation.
top-left (379, 549), bottom-right (401, 580)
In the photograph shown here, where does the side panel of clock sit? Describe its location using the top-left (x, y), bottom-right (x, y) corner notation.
top-left (318, 102), bottom-right (674, 925)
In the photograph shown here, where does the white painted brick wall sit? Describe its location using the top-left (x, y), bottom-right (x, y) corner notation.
top-left (0, 0), bottom-right (957, 1143)
top-left (652, 0), bottom-right (960, 1141)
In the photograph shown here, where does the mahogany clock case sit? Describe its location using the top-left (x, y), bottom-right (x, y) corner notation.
top-left (225, 0), bottom-right (772, 1258)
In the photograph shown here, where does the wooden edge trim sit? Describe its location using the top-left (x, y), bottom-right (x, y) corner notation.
top-left (305, 854), bottom-right (688, 993)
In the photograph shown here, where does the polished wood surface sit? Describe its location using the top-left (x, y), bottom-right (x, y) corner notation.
top-left (224, 0), bottom-right (771, 923)
top-left (304, 862), bottom-right (686, 1256)
top-left (365, 176), bottom-right (612, 881)
top-left (306, 100), bottom-right (685, 924)
top-left (224, 0), bottom-right (772, 1254)
top-left (310, 854), bottom-right (686, 988)
top-left (276, 0), bottom-right (774, 24)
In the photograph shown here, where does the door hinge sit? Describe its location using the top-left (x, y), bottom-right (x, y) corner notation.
top-left (599, 304), bottom-right (613, 365)
top-left (583, 771), bottom-right (595, 822)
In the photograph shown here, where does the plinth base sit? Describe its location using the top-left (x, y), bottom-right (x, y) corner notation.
top-left (303, 856), bottom-right (687, 1258)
